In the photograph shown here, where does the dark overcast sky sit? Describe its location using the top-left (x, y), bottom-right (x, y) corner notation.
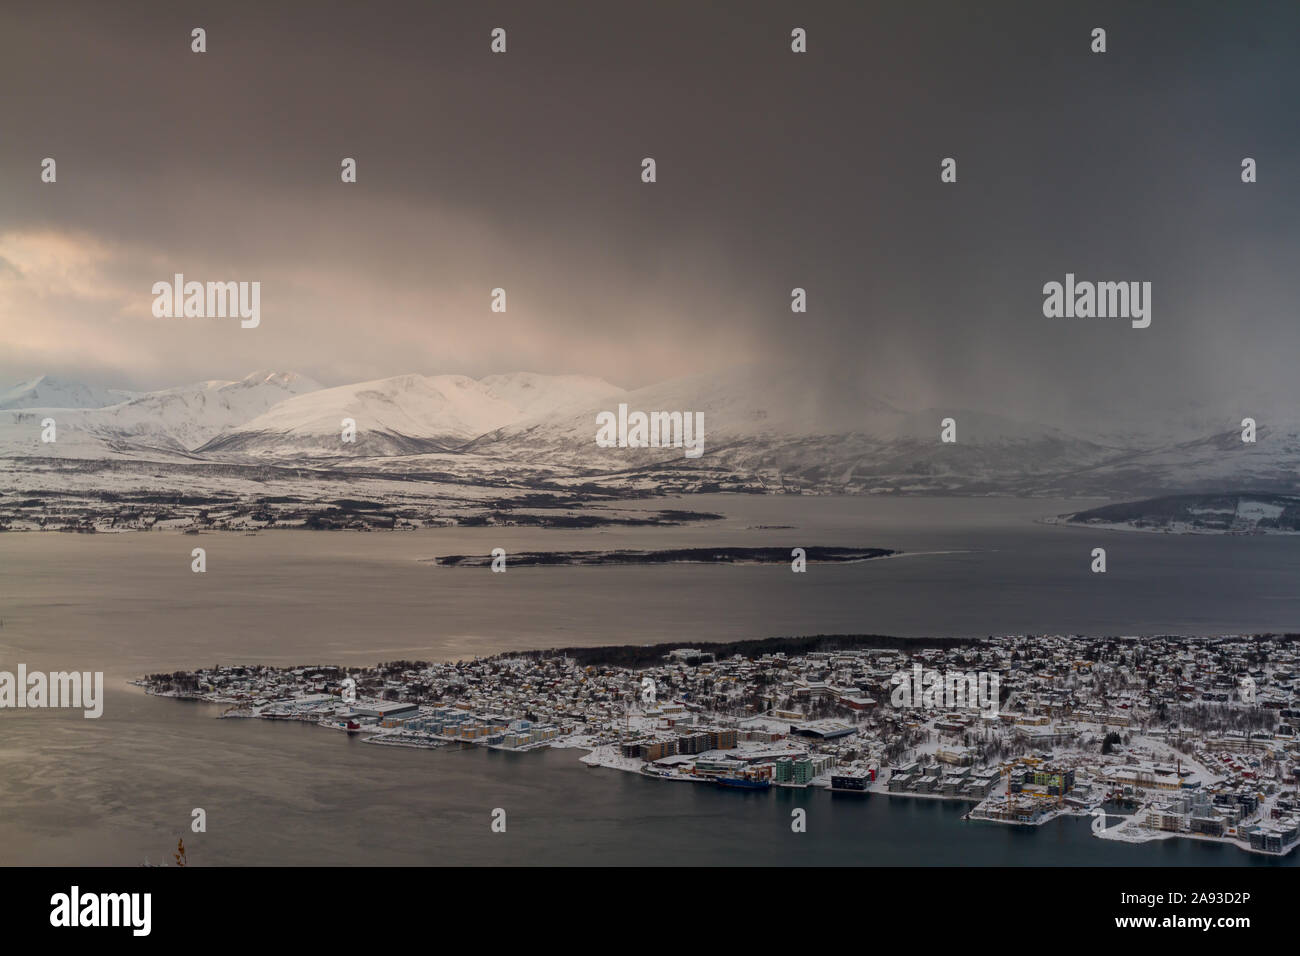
top-left (1, 0), bottom-right (1298, 429)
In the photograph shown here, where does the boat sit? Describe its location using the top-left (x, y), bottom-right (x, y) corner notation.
top-left (715, 775), bottom-right (771, 790)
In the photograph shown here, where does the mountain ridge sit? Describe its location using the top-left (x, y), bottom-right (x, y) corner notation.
top-left (2, 367), bottom-right (1296, 497)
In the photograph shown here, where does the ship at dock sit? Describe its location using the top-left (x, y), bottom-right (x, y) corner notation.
top-left (715, 775), bottom-right (772, 791)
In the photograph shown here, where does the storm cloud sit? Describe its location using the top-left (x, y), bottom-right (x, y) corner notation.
top-left (1, 0), bottom-right (1298, 433)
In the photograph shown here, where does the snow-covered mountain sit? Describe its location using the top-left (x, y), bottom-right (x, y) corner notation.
top-left (466, 367), bottom-right (1125, 492)
top-left (1051, 421), bottom-right (1300, 497)
top-left (0, 375), bottom-right (138, 410)
top-left (198, 372), bottom-right (622, 459)
top-left (0, 370), bottom-right (322, 458)
top-left (3, 365), bottom-right (1299, 497)
top-left (469, 366), bottom-right (904, 455)
top-left (480, 372), bottom-right (624, 419)
top-left (95, 370), bottom-right (324, 450)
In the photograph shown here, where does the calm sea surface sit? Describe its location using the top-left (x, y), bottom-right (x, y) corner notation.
top-left (1, 495), bottom-right (1297, 865)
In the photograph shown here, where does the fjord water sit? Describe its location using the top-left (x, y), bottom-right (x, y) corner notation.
top-left (1, 495), bottom-right (1298, 865)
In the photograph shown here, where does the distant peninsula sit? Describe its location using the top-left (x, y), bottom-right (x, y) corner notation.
top-left (1051, 493), bottom-right (1300, 534)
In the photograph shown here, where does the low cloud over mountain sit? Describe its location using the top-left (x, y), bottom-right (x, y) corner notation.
top-left (1, 366), bottom-right (1293, 498)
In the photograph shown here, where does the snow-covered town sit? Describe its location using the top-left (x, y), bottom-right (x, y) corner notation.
top-left (136, 633), bottom-right (1300, 857)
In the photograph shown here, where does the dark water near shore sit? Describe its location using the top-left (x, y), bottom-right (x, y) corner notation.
top-left (3, 694), bottom-right (1291, 866)
top-left (1, 495), bottom-right (1298, 865)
